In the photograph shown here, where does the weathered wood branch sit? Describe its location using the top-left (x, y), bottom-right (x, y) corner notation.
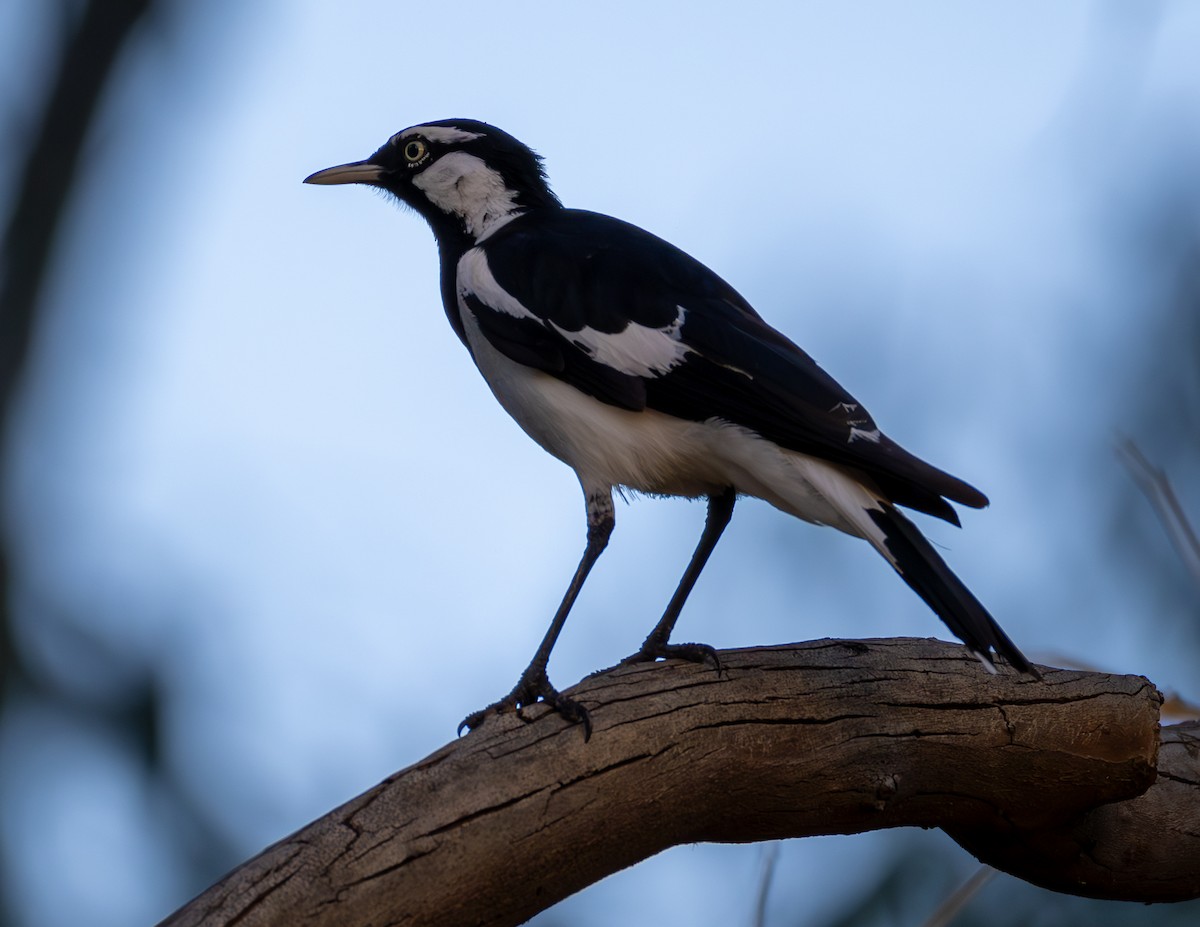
top-left (159, 639), bottom-right (1199, 927)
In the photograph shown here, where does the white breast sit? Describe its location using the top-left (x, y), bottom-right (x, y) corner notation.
top-left (459, 303), bottom-right (722, 496)
top-left (457, 302), bottom-right (865, 537)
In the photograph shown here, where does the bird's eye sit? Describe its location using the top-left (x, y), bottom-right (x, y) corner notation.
top-left (403, 139), bottom-right (429, 165)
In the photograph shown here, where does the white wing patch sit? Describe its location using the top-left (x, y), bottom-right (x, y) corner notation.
top-left (459, 250), bottom-right (692, 378)
top-left (552, 310), bottom-right (691, 378)
top-left (831, 401), bottom-right (882, 444)
top-left (457, 248), bottom-right (538, 319)
top-left (413, 152), bottom-right (522, 240)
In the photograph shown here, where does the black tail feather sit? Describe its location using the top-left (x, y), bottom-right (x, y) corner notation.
top-left (866, 507), bottom-right (1037, 678)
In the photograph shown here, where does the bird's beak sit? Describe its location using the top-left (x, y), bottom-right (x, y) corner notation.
top-left (303, 160), bottom-right (386, 186)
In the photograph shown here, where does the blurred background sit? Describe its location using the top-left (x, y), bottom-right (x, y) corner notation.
top-left (1, 1), bottom-right (1198, 925)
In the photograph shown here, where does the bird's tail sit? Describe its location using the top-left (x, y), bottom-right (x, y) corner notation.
top-left (860, 503), bottom-right (1037, 676)
top-left (789, 458), bottom-right (1037, 676)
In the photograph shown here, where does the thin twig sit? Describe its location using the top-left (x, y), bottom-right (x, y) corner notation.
top-left (751, 843), bottom-right (779, 927)
top-left (919, 866), bottom-right (996, 927)
top-left (1117, 438), bottom-right (1200, 589)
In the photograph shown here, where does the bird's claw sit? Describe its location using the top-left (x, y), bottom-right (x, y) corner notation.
top-left (456, 709), bottom-right (490, 737)
top-left (458, 669), bottom-right (592, 740)
top-left (621, 639), bottom-right (723, 675)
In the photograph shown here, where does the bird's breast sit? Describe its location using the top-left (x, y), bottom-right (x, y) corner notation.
top-left (458, 306), bottom-right (731, 497)
top-left (456, 300), bottom-right (862, 535)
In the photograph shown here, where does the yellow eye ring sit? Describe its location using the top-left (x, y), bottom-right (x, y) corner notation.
top-left (403, 139), bottom-right (428, 164)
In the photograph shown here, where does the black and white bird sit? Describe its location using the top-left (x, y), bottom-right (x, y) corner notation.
top-left (306, 119), bottom-right (1036, 736)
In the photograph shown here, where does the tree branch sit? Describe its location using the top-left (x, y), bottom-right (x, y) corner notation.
top-left (158, 639), bottom-right (1197, 927)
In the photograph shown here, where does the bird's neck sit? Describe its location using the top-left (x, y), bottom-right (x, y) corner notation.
top-left (413, 151), bottom-right (553, 244)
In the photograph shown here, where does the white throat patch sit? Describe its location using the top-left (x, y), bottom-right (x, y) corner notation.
top-left (412, 151), bottom-right (522, 240)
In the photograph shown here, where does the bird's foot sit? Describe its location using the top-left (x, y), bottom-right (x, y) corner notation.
top-left (458, 667), bottom-right (592, 740)
top-left (621, 638), bottom-right (723, 675)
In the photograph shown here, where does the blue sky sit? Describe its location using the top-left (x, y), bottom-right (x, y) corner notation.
top-left (3, 2), bottom-right (1199, 925)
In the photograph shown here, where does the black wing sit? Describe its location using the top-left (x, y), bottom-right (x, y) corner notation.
top-left (466, 209), bottom-right (986, 523)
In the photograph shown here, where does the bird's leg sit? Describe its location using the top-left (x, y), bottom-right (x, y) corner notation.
top-left (624, 486), bottom-right (736, 669)
top-left (459, 491), bottom-right (614, 740)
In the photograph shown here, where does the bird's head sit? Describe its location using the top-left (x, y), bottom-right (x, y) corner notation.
top-left (304, 119), bottom-right (560, 243)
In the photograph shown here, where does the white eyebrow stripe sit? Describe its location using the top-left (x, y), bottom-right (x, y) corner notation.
top-left (393, 125), bottom-right (484, 145)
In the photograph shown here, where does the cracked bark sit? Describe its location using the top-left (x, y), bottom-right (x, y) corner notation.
top-left (158, 639), bottom-right (1199, 927)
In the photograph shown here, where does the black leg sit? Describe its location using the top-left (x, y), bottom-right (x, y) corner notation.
top-left (459, 491), bottom-right (614, 740)
top-left (624, 486), bottom-right (735, 667)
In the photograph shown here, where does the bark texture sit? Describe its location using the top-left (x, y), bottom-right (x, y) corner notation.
top-left (159, 639), bottom-right (1198, 927)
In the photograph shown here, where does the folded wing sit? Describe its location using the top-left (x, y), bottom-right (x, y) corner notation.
top-left (463, 209), bottom-right (987, 524)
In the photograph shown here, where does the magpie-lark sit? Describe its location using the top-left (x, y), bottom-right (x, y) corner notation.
top-left (306, 119), bottom-right (1036, 737)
